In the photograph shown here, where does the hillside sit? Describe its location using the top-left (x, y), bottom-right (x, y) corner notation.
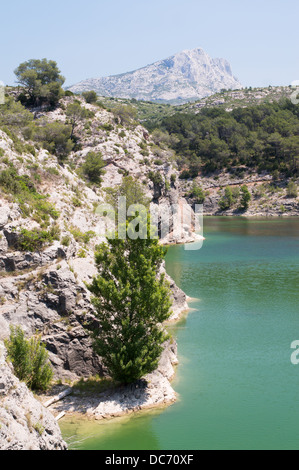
top-left (0, 91), bottom-right (192, 448)
top-left (0, 83), bottom-right (298, 448)
top-left (69, 48), bottom-right (242, 104)
top-left (90, 85), bottom-right (294, 128)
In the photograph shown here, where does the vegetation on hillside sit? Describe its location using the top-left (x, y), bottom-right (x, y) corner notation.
top-left (5, 325), bottom-right (53, 391)
top-left (15, 59), bottom-right (65, 109)
top-left (148, 100), bottom-right (299, 178)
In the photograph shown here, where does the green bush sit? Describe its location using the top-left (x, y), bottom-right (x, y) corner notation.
top-left (15, 226), bottom-right (60, 252)
top-left (287, 181), bottom-right (298, 198)
top-left (81, 151), bottom-right (105, 185)
top-left (33, 121), bottom-right (74, 160)
top-left (189, 183), bottom-right (205, 204)
top-left (5, 325), bottom-right (53, 391)
top-left (239, 185), bottom-right (251, 211)
top-left (148, 171), bottom-right (164, 187)
top-left (219, 186), bottom-right (234, 211)
top-left (82, 91), bottom-right (97, 104)
top-left (0, 166), bottom-right (60, 226)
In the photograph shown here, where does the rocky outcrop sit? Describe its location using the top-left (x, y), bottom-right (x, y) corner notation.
top-left (0, 345), bottom-right (67, 450)
top-left (69, 48), bottom-right (242, 104)
top-left (45, 340), bottom-right (179, 420)
top-left (179, 171), bottom-right (299, 217)
top-left (0, 260), bottom-right (104, 382)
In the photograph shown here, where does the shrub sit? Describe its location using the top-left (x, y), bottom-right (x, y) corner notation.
top-left (112, 104), bottom-right (137, 126)
top-left (81, 151), bottom-right (105, 185)
top-left (82, 90), bottom-right (97, 104)
top-left (287, 181), bottom-right (298, 198)
top-left (15, 226), bottom-right (60, 252)
top-left (34, 121), bottom-right (74, 160)
top-left (0, 166), bottom-right (60, 225)
top-left (66, 102), bottom-right (94, 138)
top-left (179, 170), bottom-right (191, 180)
top-left (219, 186), bottom-right (234, 211)
top-left (189, 183), bottom-right (205, 204)
top-left (239, 185), bottom-right (251, 211)
top-left (170, 174), bottom-right (176, 185)
top-left (148, 171), bottom-right (164, 187)
top-left (5, 325), bottom-right (53, 391)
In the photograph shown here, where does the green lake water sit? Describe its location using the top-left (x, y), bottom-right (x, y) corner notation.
top-left (60, 217), bottom-right (299, 450)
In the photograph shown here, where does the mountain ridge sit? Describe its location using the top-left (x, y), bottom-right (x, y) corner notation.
top-left (68, 48), bottom-right (242, 104)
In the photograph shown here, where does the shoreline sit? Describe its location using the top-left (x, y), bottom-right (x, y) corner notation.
top-left (41, 278), bottom-right (191, 423)
top-left (42, 335), bottom-right (184, 422)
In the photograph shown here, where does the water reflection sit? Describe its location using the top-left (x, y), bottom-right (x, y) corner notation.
top-left (203, 216), bottom-right (299, 238)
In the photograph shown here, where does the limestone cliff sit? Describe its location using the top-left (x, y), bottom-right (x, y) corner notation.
top-left (0, 94), bottom-right (193, 448)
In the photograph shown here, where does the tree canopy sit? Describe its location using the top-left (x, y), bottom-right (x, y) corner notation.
top-left (15, 58), bottom-right (65, 108)
top-left (149, 100), bottom-right (299, 177)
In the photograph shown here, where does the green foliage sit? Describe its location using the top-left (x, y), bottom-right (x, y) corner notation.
top-left (239, 185), bottom-right (251, 211)
top-left (5, 325), bottom-right (53, 391)
top-left (219, 186), bottom-right (234, 211)
top-left (15, 58), bottom-right (65, 108)
top-left (105, 176), bottom-right (151, 211)
top-left (0, 166), bottom-right (60, 225)
top-left (112, 104), bottom-right (137, 127)
top-left (0, 97), bottom-right (33, 129)
top-left (179, 169), bottom-right (192, 180)
top-left (15, 226), bottom-right (60, 252)
top-left (33, 121), bottom-right (74, 160)
top-left (152, 100), bottom-right (299, 177)
top-left (66, 102), bottom-right (94, 137)
top-left (148, 171), bottom-right (164, 187)
top-left (82, 90), bottom-right (98, 104)
top-left (87, 220), bottom-right (172, 384)
top-left (81, 151), bottom-right (105, 185)
top-left (189, 183), bottom-right (205, 204)
top-left (287, 181), bottom-right (298, 198)
top-left (69, 226), bottom-right (96, 245)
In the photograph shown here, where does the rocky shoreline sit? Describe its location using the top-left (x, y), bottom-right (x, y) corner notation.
top-left (41, 339), bottom-right (181, 422)
top-left (37, 272), bottom-right (190, 422)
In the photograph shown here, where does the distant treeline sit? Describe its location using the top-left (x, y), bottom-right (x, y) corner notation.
top-left (147, 99), bottom-right (299, 178)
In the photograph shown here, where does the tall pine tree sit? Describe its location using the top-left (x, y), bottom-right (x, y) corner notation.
top-left (88, 218), bottom-right (172, 384)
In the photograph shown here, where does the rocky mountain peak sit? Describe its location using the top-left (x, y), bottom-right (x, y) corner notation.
top-left (69, 48), bottom-right (242, 104)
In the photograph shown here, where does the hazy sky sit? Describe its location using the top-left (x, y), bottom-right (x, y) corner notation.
top-left (1, 0), bottom-right (299, 88)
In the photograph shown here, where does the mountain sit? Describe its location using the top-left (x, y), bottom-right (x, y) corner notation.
top-left (68, 48), bottom-right (242, 104)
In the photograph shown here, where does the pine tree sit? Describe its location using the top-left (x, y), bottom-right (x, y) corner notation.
top-left (240, 185), bottom-right (251, 211)
top-left (87, 219), bottom-right (173, 384)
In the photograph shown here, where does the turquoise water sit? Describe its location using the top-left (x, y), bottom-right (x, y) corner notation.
top-left (60, 217), bottom-right (299, 450)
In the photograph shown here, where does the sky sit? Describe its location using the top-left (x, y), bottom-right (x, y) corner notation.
top-left (1, 0), bottom-right (299, 89)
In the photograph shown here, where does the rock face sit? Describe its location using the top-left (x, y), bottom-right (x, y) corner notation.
top-left (46, 340), bottom-right (179, 420)
top-left (0, 345), bottom-right (67, 450)
top-left (69, 48), bottom-right (242, 104)
top-left (0, 95), bottom-right (194, 448)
